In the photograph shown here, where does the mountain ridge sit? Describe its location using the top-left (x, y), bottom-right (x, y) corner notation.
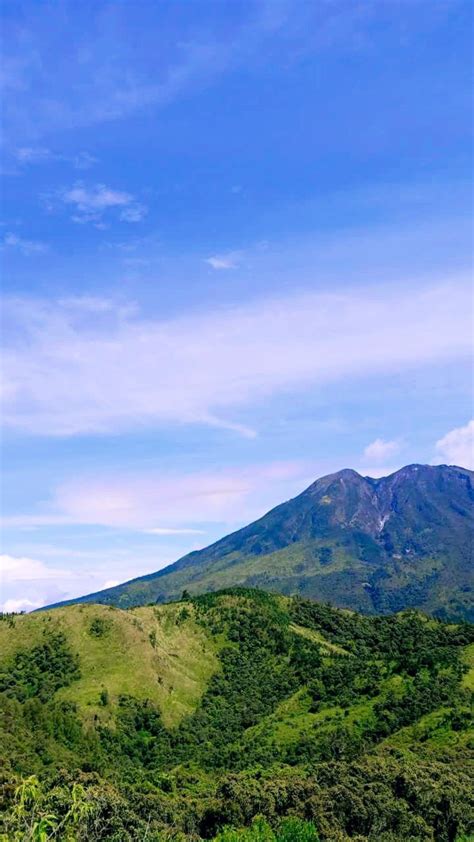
top-left (45, 463), bottom-right (474, 620)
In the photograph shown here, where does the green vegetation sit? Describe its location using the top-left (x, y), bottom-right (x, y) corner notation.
top-left (1, 588), bottom-right (473, 840)
top-left (0, 602), bottom-right (220, 728)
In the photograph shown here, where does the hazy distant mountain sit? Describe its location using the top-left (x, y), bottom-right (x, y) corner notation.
top-left (48, 464), bottom-right (474, 620)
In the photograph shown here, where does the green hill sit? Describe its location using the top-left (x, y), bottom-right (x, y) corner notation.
top-left (1, 589), bottom-right (473, 840)
top-left (48, 464), bottom-right (474, 621)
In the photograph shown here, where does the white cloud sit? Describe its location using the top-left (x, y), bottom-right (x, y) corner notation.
top-left (2, 598), bottom-right (43, 613)
top-left (0, 551), bottom-right (170, 611)
top-left (0, 278), bottom-right (471, 439)
top-left (101, 580), bottom-right (120, 590)
top-left (0, 554), bottom-right (76, 611)
top-left (205, 250), bottom-right (242, 270)
top-left (54, 182), bottom-right (146, 225)
top-left (0, 553), bottom-right (72, 582)
top-left (363, 438), bottom-right (401, 463)
top-left (435, 419), bottom-right (474, 469)
top-left (3, 232), bottom-right (48, 255)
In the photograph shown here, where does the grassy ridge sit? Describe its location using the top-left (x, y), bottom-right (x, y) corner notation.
top-left (0, 601), bottom-right (220, 728)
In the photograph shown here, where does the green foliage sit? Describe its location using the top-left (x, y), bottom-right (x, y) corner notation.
top-left (213, 817), bottom-right (319, 841)
top-left (0, 631), bottom-right (80, 701)
top-left (0, 775), bottom-right (94, 841)
top-left (99, 688), bottom-right (109, 706)
top-left (88, 617), bottom-right (111, 638)
top-left (1, 590), bottom-right (473, 841)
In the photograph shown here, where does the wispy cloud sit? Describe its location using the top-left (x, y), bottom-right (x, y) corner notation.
top-left (435, 419), bottom-right (474, 470)
top-left (2, 232), bottom-right (49, 255)
top-left (119, 203), bottom-right (148, 223)
top-left (2, 1), bottom-right (437, 143)
top-left (205, 250), bottom-right (243, 270)
top-left (50, 182), bottom-right (147, 226)
top-left (14, 147), bottom-right (97, 170)
top-left (2, 29), bottom-right (227, 141)
top-left (71, 151), bottom-right (98, 170)
top-left (1, 277), bottom-right (471, 437)
top-left (145, 527), bottom-right (206, 535)
top-left (15, 146), bottom-right (51, 164)
top-left (3, 461), bottom-right (308, 532)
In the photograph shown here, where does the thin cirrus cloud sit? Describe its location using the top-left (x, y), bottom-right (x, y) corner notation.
top-left (1, 277), bottom-right (471, 438)
top-left (2, 2), bottom-right (451, 143)
top-left (3, 461), bottom-right (309, 532)
top-left (2, 232), bottom-right (49, 255)
top-left (49, 182), bottom-right (147, 226)
top-left (1, 5), bottom-right (277, 140)
top-left (435, 419), bottom-right (474, 470)
top-left (15, 147), bottom-right (97, 170)
top-left (145, 528), bottom-right (206, 536)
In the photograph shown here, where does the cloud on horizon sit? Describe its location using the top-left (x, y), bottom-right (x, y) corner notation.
top-left (0, 551), bottom-right (173, 612)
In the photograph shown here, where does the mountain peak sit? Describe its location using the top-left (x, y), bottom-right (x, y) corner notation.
top-left (46, 463), bottom-right (474, 621)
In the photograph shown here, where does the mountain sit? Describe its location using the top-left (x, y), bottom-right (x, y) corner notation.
top-left (2, 589), bottom-right (474, 840)
top-left (50, 464), bottom-right (474, 620)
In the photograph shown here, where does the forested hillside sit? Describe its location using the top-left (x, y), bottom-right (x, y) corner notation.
top-left (1, 589), bottom-right (473, 841)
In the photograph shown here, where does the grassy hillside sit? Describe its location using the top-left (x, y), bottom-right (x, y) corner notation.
top-left (1, 589), bottom-right (473, 841)
top-left (0, 602), bottom-right (220, 729)
top-left (49, 465), bottom-right (474, 621)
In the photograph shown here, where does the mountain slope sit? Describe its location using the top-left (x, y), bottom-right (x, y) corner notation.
top-left (50, 464), bottom-right (474, 620)
top-left (2, 589), bottom-right (474, 840)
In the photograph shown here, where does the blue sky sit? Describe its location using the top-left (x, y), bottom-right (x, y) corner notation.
top-left (1, 0), bottom-right (473, 611)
